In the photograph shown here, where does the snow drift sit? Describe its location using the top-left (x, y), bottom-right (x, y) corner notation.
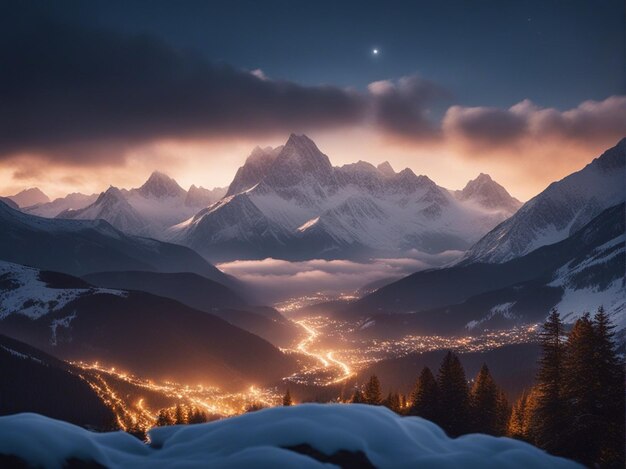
top-left (0, 404), bottom-right (580, 468)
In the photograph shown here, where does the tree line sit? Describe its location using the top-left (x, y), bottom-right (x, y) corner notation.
top-left (350, 352), bottom-right (509, 437)
top-left (345, 307), bottom-right (624, 468)
top-left (155, 403), bottom-right (211, 426)
top-left (508, 308), bottom-right (624, 467)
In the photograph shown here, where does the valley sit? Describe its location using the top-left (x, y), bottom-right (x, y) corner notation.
top-left (67, 304), bottom-right (542, 433)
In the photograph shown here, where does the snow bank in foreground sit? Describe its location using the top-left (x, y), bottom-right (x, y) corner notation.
top-left (0, 405), bottom-right (581, 468)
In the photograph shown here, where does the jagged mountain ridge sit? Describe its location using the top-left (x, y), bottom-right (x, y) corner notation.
top-left (348, 202), bottom-right (625, 335)
top-left (170, 134), bottom-right (521, 261)
top-left (463, 138), bottom-right (626, 264)
top-left (0, 199), bottom-right (237, 290)
top-left (57, 171), bottom-right (226, 236)
top-left (23, 192), bottom-right (98, 218)
top-left (6, 187), bottom-right (50, 207)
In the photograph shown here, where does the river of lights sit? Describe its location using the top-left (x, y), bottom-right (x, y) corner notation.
top-left (72, 313), bottom-right (539, 432)
top-left (73, 361), bottom-right (282, 432)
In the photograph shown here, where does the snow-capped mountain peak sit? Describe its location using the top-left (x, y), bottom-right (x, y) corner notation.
top-left (262, 134), bottom-right (335, 190)
top-left (7, 187), bottom-right (50, 208)
top-left (377, 161), bottom-right (396, 177)
top-left (171, 135), bottom-right (520, 261)
top-left (463, 138), bottom-right (626, 264)
top-left (137, 171), bottom-right (185, 199)
top-left (185, 185), bottom-right (226, 208)
top-left (57, 186), bottom-right (149, 235)
top-left (226, 146), bottom-right (282, 197)
top-left (456, 173), bottom-right (522, 213)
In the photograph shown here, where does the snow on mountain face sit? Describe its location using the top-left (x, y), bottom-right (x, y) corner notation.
top-left (57, 187), bottom-right (149, 235)
top-left (137, 171), bottom-right (186, 199)
top-left (0, 261), bottom-right (125, 320)
top-left (23, 193), bottom-right (98, 218)
top-left (172, 134), bottom-right (518, 261)
top-left (0, 405), bottom-right (580, 469)
top-left (49, 172), bottom-right (225, 238)
top-left (226, 146), bottom-right (283, 196)
top-left (7, 187), bottom-right (50, 207)
top-left (377, 161), bottom-right (396, 177)
top-left (548, 216), bottom-right (625, 329)
top-left (463, 139), bottom-right (626, 264)
top-left (455, 173), bottom-right (522, 213)
top-left (185, 185), bottom-right (226, 208)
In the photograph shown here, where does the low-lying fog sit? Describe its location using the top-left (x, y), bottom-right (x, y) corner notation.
top-left (218, 250), bottom-right (463, 304)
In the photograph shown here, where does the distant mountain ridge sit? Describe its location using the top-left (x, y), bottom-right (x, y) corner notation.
top-left (57, 172), bottom-right (226, 236)
top-left (23, 192), bottom-right (98, 218)
top-left (463, 138), bottom-right (626, 264)
top-left (6, 187), bottom-right (49, 207)
top-left (169, 134), bottom-right (521, 261)
top-left (0, 199), bottom-right (236, 289)
top-left (348, 202), bottom-right (625, 335)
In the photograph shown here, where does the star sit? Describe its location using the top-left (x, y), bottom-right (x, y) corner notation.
top-left (372, 48), bottom-right (379, 56)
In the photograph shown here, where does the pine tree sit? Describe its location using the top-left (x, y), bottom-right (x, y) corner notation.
top-left (363, 375), bottom-right (382, 405)
top-left (494, 390), bottom-right (510, 436)
top-left (351, 389), bottom-right (365, 404)
top-left (174, 403), bottom-right (186, 425)
top-left (562, 313), bottom-right (599, 464)
top-left (282, 389), bottom-right (293, 406)
top-left (469, 364), bottom-right (500, 435)
top-left (156, 409), bottom-right (174, 427)
top-left (408, 366), bottom-right (439, 423)
top-left (384, 391), bottom-right (401, 413)
top-left (437, 351), bottom-right (470, 436)
top-left (534, 309), bottom-right (566, 455)
top-left (187, 407), bottom-right (208, 424)
top-left (508, 390), bottom-right (528, 439)
top-left (592, 307), bottom-right (625, 467)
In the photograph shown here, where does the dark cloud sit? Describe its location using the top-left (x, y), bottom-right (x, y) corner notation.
top-left (368, 75), bottom-right (448, 140)
top-left (443, 97), bottom-right (626, 150)
top-left (0, 20), bottom-right (367, 164)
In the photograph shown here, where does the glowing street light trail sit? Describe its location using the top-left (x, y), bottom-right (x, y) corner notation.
top-left (292, 318), bottom-right (354, 384)
top-left (295, 319), bottom-right (330, 368)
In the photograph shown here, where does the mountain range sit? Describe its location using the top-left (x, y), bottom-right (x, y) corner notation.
top-left (6, 187), bottom-right (50, 207)
top-left (57, 172), bottom-right (226, 236)
top-left (0, 199), bottom-right (236, 288)
top-left (168, 134), bottom-right (522, 261)
top-left (346, 138), bottom-right (626, 336)
top-left (0, 260), bottom-right (296, 388)
top-left (4, 135), bottom-right (521, 262)
top-left (463, 138), bottom-right (626, 264)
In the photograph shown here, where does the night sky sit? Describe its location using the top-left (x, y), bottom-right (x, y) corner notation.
top-left (1, 0), bottom-right (624, 199)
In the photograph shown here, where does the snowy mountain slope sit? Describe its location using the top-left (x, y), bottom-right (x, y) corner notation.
top-left (226, 145), bottom-right (283, 196)
top-left (57, 186), bottom-right (150, 235)
top-left (185, 184), bottom-right (226, 207)
top-left (172, 134), bottom-right (519, 261)
top-left (349, 203), bottom-right (625, 335)
top-left (6, 187), bottom-right (49, 207)
top-left (40, 171), bottom-right (224, 238)
top-left (0, 406), bottom-right (580, 468)
top-left (0, 261), bottom-right (125, 320)
top-left (463, 138), bottom-right (626, 264)
top-left (23, 192), bottom-right (98, 218)
top-left (0, 261), bottom-right (296, 387)
top-left (0, 199), bottom-right (235, 287)
top-left (454, 173), bottom-right (522, 213)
